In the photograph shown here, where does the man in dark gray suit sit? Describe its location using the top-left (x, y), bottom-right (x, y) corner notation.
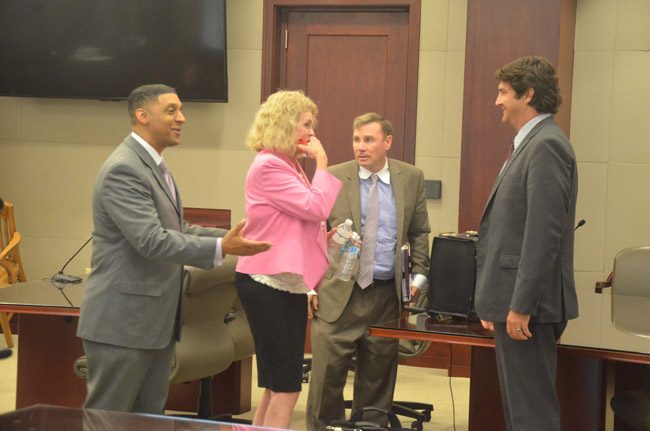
top-left (475, 56), bottom-right (579, 431)
top-left (77, 84), bottom-right (271, 414)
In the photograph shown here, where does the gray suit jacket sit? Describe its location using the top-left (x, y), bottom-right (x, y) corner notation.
top-left (475, 117), bottom-right (579, 323)
top-left (77, 136), bottom-right (225, 349)
top-left (315, 159), bottom-right (430, 323)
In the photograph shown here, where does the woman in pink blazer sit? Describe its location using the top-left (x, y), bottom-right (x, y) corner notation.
top-left (235, 90), bottom-right (342, 428)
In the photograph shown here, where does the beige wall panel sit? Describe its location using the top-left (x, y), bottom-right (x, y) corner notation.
top-left (419, 0), bottom-right (449, 52)
top-left (569, 51), bottom-right (613, 163)
top-left (165, 148), bottom-right (255, 222)
top-left (12, 142), bottom-right (108, 240)
top-left (615, 0), bottom-right (650, 51)
top-left (442, 51), bottom-right (465, 158)
top-left (21, 237), bottom-right (93, 281)
top-left (415, 155), bottom-right (442, 183)
top-left (561, 271), bottom-right (605, 349)
top-left (415, 155), bottom-right (442, 236)
top-left (446, 0), bottom-right (467, 52)
top-left (0, 98), bottom-right (22, 142)
top-left (439, 156), bottom-right (460, 233)
top-left (181, 49), bottom-right (262, 151)
top-left (20, 98), bottom-right (126, 146)
top-left (604, 163), bottom-right (650, 266)
top-left (0, 141), bottom-right (23, 203)
top-left (415, 51), bottom-right (446, 158)
top-left (574, 0), bottom-right (616, 51)
top-left (609, 51), bottom-right (650, 164)
top-left (227, 0), bottom-right (264, 50)
top-left (574, 162), bottom-right (607, 272)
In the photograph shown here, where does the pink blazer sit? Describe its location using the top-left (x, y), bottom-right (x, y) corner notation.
top-left (236, 150), bottom-right (342, 290)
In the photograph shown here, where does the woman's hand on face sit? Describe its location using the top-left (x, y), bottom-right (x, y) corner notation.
top-left (296, 136), bottom-right (323, 158)
top-left (297, 136), bottom-right (328, 168)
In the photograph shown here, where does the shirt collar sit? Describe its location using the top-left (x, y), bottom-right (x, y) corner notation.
top-left (358, 159), bottom-right (390, 184)
top-left (513, 113), bottom-right (552, 151)
top-left (131, 131), bottom-right (163, 166)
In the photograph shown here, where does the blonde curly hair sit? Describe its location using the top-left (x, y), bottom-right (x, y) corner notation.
top-left (246, 90), bottom-right (318, 154)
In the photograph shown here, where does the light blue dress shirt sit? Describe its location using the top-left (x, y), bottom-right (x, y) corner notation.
top-left (359, 162), bottom-right (396, 280)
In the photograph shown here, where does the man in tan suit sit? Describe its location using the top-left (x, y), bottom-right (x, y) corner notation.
top-left (307, 113), bottom-right (430, 430)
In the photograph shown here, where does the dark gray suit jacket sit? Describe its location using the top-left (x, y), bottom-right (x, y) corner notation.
top-left (475, 117), bottom-right (579, 323)
top-left (77, 136), bottom-right (225, 349)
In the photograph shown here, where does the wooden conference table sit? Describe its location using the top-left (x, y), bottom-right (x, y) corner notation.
top-left (0, 404), bottom-right (263, 431)
top-left (0, 278), bottom-right (251, 415)
top-left (370, 313), bottom-right (650, 431)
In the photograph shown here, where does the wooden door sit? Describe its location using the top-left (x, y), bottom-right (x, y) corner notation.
top-left (262, 1), bottom-right (421, 174)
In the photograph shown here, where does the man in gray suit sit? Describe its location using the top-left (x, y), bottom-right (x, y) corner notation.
top-left (77, 84), bottom-right (271, 414)
top-left (475, 56), bottom-right (579, 430)
top-left (307, 113), bottom-right (430, 430)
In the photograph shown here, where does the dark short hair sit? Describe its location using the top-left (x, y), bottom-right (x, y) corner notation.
top-left (495, 56), bottom-right (562, 114)
top-left (127, 84), bottom-right (177, 122)
top-left (352, 112), bottom-right (393, 138)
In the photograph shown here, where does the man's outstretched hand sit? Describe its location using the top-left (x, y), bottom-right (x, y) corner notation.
top-left (222, 219), bottom-right (272, 257)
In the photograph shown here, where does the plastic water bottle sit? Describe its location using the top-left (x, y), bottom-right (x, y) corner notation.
top-left (328, 219), bottom-right (353, 265)
top-left (336, 232), bottom-right (361, 281)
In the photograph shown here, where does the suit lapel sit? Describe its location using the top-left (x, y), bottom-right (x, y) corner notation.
top-left (481, 118), bottom-right (552, 219)
top-left (343, 163), bottom-right (362, 231)
top-left (125, 137), bottom-right (181, 215)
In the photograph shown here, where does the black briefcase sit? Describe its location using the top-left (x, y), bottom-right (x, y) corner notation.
top-left (427, 232), bottom-right (478, 318)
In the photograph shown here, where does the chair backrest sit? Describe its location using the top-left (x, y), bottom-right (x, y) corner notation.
top-left (0, 201), bottom-right (27, 284)
top-left (169, 255), bottom-right (254, 385)
top-left (611, 246), bottom-right (650, 338)
top-left (399, 287), bottom-right (431, 359)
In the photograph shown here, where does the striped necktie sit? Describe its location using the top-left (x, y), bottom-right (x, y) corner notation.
top-left (357, 174), bottom-right (379, 289)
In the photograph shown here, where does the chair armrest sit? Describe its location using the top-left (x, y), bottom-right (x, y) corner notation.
top-left (595, 272), bottom-right (613, 294)
top-left (0, 232), bottom-right (20, 261)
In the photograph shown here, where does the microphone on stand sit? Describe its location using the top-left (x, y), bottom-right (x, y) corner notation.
top-left (51, 236), bottom-right (92, 284)
top-left (574, 219), bottom-right (586, 231)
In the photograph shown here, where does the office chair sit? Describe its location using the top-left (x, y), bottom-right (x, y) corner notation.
top-left (73, 256), bottom-right (255, 420)
top-left (391, 289), bottom-right (434, 428)
top-left (596, 246), bottom-right (650, 431)
top-left (0, 201), bottom-right (28, 348)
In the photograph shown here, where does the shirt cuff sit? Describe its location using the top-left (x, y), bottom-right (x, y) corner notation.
top-left (411, 273), bottom-right (428, 290)
top-left (213, 238), bottom-right (224, 266)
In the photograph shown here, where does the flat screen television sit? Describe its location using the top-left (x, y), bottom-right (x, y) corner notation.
top-left (0, 0), bottom-right (228, 102)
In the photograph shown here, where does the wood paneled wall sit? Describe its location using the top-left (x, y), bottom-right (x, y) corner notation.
top-left (459, 0), bottom-right (576, 231)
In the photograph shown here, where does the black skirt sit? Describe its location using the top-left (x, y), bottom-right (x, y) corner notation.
top-left (235, 272), bottom-right (308, 392)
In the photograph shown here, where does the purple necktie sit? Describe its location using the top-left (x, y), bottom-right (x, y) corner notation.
top-left (159, 160), bottom-right (177, 202)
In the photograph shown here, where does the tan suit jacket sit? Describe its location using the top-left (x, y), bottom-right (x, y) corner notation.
top-left (315, 159), bottom-right (430, 323)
